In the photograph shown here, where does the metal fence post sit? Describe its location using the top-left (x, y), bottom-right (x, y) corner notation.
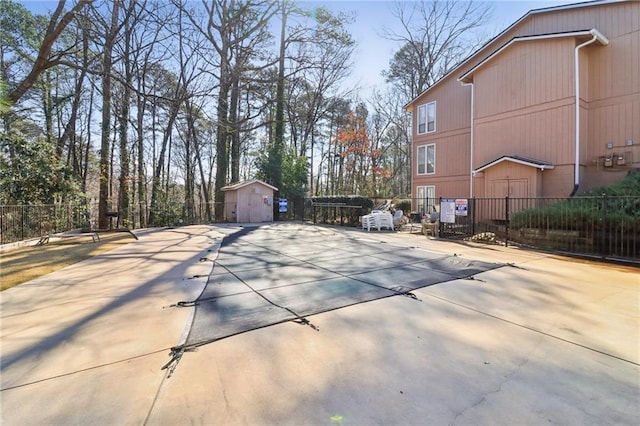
top-left (471, 198), bottom-right (476, 236)
top-left (21, 205), bottom-right (25, 241)
top-left (505, 196), bottom-right (509, 247)
top-left (438, 196), bottom-right (443, 237)
top-left (600, 194), bottom-right (607, 255)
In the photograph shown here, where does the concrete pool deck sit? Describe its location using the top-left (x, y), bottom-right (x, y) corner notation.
top-left (1, 223), bottom-right (638, 425)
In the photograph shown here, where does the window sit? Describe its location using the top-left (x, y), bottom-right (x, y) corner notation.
top-left (417, 186), bottom-right (435, 215)
top-left (417, 101), bottom-right (436, 134)
top-left (417, 144), bottom-right (435, 175)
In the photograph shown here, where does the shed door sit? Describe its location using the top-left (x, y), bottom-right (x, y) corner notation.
top-left (249, 193), bottom-right (262, 222)
top-left (490, 178), bottom-right (529, 221)
top-left (509, 179), bottom-right (529, 197)
top-left (490, 178), bottom-right (528, 197)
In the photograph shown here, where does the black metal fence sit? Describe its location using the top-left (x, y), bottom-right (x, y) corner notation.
top-left (433, 196), bottom-right (639, 261)
top-left (306, 203), bottom-right (365, 226)
top-left (0, 202), bottom-right (221, 245)
top-left (0, 204), bottom-right (91, 244)
top-left (3, 196), bottom-right (639, 262)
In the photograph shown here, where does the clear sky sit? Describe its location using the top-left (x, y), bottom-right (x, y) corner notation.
top-left (306, 0), bottom-right (594, 96)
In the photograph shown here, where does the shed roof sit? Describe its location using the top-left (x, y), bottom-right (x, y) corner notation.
top-left (473, 155), bottom-right (555, 174)
top-left (221, 179), bottom-right (278, 192)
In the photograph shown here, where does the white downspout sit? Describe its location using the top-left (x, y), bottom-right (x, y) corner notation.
top-left (573, 30), bottom-right (608, 196)
top-left (462, 82), bottom-right (474, 197)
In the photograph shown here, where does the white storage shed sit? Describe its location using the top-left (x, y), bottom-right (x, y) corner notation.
top-left (221, 180), bottom-right (278, 223)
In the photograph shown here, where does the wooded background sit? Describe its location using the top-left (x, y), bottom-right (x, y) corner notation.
top-left (0, 0), bottom-right (489, 227)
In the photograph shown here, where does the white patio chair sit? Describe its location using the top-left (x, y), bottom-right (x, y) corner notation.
top-left (392, 210), bottom-right (405, 230)
top-left (376, 211), bottom-right (394, 231)
top-left (422, 211), bottom-right (440, 237)
top-left (361, 214), bottom-right (376, 231)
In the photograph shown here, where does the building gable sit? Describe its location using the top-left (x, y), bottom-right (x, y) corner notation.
top-left (407, 0), bottom-right (639, 199)
top-left (221, 179), bottom-right (278, 192)
top-left (405, 0), bottom-right (629, 110)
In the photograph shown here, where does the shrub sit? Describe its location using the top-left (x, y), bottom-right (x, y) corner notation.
top-left (309, 195), bottom-right (373, 225)
top-left (394, 199), bottom-right (412, 214)
top-left (510, 172), bottom-right (640, 232)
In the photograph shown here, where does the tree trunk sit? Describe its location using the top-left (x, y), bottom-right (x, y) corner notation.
top-left (148, 101), bottom-right (180, 225)
top-left (184, 120), bottom-right (194, 223)
top-left (230, 77), bottom-right (240, 184)
top-left (214, 73), bottom-right (230, 222)
top-left (98, 1), bottom-right (120, 230)
top-left (117, 79), bottom-right (131, 228)
top-left (187, 100), bottom-right (212, 221)
top-left (61, 62), bottom-right (86, 177)
top-left (81, 80), bottom-right (93, 196)
top-left (269, 1), bottom-right (287, 218)
top-left (136, 85), bottom-right (147, 228)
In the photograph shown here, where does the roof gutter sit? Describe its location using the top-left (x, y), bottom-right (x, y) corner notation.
top-left (572, 29), bottom-right (609, 197)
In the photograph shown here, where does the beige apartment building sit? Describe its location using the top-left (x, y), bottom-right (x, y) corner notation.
top-left (406, 0), bottom-right (639, 211)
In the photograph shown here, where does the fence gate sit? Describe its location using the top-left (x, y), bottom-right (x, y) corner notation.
top-left (438, 198), bottom-right (475, 239)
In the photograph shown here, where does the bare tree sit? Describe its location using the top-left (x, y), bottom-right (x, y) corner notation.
top-left (57, 13), bottom-right (92, 178)
top-left (8, 0), bottom-right (91, 104)
top-left (129, 2), bottom-right (176, 227)
top-left (114, 0), bottom-right (144, 227)
top-left (285, 6), bottom-right (355, 195)
top-left (382, 0), bottom-right (491, 101)
top-left (147, 65), bottom-right (183, 226)
top-left (175, 13), bottom-right (216, 222)
top-left (369, 86), bottom-right (412, 197)
top-left (95, 0), bottom-right (126, 229)
top-left (184, 0), bottom-right (277, 221)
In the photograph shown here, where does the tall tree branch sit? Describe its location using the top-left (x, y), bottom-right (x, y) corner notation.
top-left (8, 0), bottom-right (91, 104)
